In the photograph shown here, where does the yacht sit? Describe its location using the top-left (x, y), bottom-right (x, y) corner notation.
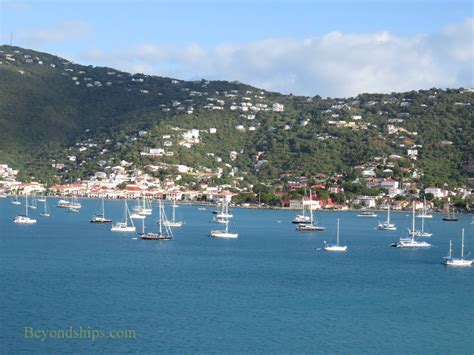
top-left (323, 219), bottom-right (347, 252)
top-left (357, 211), bottom-right (377, 217)
top-left (130, 212), bottom-right (146, 220)
top-left (111, 201), bottom-right (136, 232)
top-left (210, 199), bottom-right (238, 238)
top-left (133, 195), bottom-right (152, 216)
top-left (391, 238), bottom-right (431, 248)
top-left (213, 201), bottom-right (233, 223)
top-left (296, 206), bottom-right (325, 232)
top-left (442, 206), bottom-right (458, 221)
top-left (377, 204), bottom-right (396, 230)
top-left (90, 197), bottom-right (112, 223)
top-left (13, 195), bottom-right (37, 224)
top-left (442, 229), bottom-right (472, 267)
top-left (40, 198), bottom-right (50, 217)
top-left (57, 197), bottom-right (71, 208)
top-left (162, 198), bottom-right (183, 227)
top-left (408, 203), bottom-right (432, 237)
top-left (140, 200), bottom-right (173, 240)
top-left (11, 196), bottom-right (21, 205)
top-left (416, 197), bottom-right (433, 218)
top-left (27, 198), bottom-right (37, 209)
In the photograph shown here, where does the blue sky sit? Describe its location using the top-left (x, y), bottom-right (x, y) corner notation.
top-left (1, 0), bottom-right (473, 96)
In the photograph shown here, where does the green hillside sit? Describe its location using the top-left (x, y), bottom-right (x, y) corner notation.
top-left (0, 45), bottom-right (472, 187)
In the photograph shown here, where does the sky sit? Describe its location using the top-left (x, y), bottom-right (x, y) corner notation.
top-left (1, 0), bottom-right (473, 97)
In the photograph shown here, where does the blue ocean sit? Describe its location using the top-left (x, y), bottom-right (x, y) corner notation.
top-left (1, 198), bottom-right (473, 353)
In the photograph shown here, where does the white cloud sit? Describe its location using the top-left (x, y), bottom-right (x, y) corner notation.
top-left (19, 21), bottom-right (93, 46)
top-left (77, 17), bottom-right (473, 97)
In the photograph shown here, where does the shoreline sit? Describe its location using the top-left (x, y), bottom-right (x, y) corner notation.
top-left (3, 194), bottom-right (473, 215)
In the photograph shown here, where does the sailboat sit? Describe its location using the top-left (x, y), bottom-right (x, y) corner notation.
top-left (357, 210), bottom-right (377, 217)
top-left (162, 198), bottom-right (183, 227)
top-left (390, 210), bottom-right (431, 248)
top-left (408, 203), bottom-right (432, 237)
top-left (134, 195), bottom-right (152, 216)
top-left (416, 197), bottom-right (432, 218)
top-left (213, 201), bottom-right (233, 224)
top-left (323, 218), bottom-right (347, 251)
top-left (40, 198), bottom-right (50, 217)
top-left (11, 196), bottom-right (21, 205)
top-left (28, 197), bottom-right (38, 209)
top-left (442, 229), bottom-right (472, 266)
top-left (377, 203), bottom-right (396, 230)
top-left (292, 193), bottom-right (311, 224)
top-left (37, 194), bottom-right (46, 203)
top-left (296, 204), bottom-right (325, 231)
top-left (140, 200), bottom-right (173, 240)
top-left (442, 206), bottom-right (458, 221)
top-left (210, 200), bottom-right (238, 238)
top-left (13, 195), bottom-right (37, 224)
top-left (111, 200), bottom-right (136, 232)
top-left (90, 197), bottom-right (112, 223)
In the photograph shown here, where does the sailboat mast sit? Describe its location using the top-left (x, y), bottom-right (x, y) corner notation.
top-left (336, 218), bottom-right (340, 245)
top-left (412, 201), bottom-right (415, 232)
top-left (172, 199), bottom-right (176, 222)
top-left (449, 240), bottom-right (452, 258)
top-left (25, 195), bottom-right (28, 216)
top-left (159, 200), bottom-right (163, 235)
top-left (387, 203), bottom-right (391, 223)
top-left (102, 197), bottom-right (105, 217)
top-left (461, 229), bottom-right (465, 259)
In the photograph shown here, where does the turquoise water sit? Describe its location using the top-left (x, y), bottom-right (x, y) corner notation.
top-left (1, 198), bottom-right (473, 353)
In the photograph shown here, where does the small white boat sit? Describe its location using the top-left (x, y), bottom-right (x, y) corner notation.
top-left (323, 219), bottom-right (347, 252)
top-left (162, 199), bottom-right (183, 227)
top-left (134, 196), bottom-right (152, 215)
top-left (391, 238), bottom-right (431, 248)
top-left (416, 197), bottom-right (433, 218)
top-left (210, 199), bottom-right (238, 238)
top-left (442, 229), bottom-right (473, 267)
top-left (130, 213), bottom-right (146, 219)
top-left (111, 201), bottom-right (136, 232)
top-left (292, 214), bottom-right (311, 224)
top-left (13, 195), bottom-right (37, 224)
top-left (11, 196), bottom-right (21, 205)
top-left (197, 207), bottom-right (206, 211)
top-left (296, 206), bottom-right (325, 232)
top-left (40, 198), bottom-right (50, 217)
top-left (377, 204), bottom-right (396, 230)
top-left (408, 203), bottom-right (432, 237)
top-left (357, 211), bottom-right (377, 217)
top-left (27, 198), bottom-right (37, 209)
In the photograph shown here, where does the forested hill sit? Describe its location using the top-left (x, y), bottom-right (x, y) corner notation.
top-left (0, 45), bottom-right (472, 187)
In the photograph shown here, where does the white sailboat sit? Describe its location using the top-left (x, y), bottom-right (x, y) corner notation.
top-left (408, 203), bottom-right (432, 237)
top-left (357, 210), bottom-right (377, 217)
top-left (27, 197), bottom-right (37, 209)
top-left (390, 211), bottom-right (432, 248)
top-left (292, 193), bottom-right (311, 224)
top-left (90, 197), bottom-right (112, 223)
top-left (134, 195), bottom-right (152, 216)
top-left (13, 195), bottom-right (37, 224)
top-left (377, 204), bottom-right (396, 230)
top-left (213, 201), bottom-right (233, 224)
top-left (111, 200), bottom-right (136, 232)
top-left (37, 194), bottom-right (46, 203)
top-left (11, 196), bottom-right (21, 205)
top-left (210, 199), bottom-right (238, 238)
top-left (140, 200), bottom-right (173, 240)
top-left (57, 196), bottom-right (71, 208)
top-left (162, 198), bottom-right (183, 227)
top-left (323, 218), bottom-right (347, 251)
top-left (40, 198), bottom-right (50, 217)
top-left (416, 197), bottom-right (432, 218)
top-left (442, 229), bottom-right (472, 266)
